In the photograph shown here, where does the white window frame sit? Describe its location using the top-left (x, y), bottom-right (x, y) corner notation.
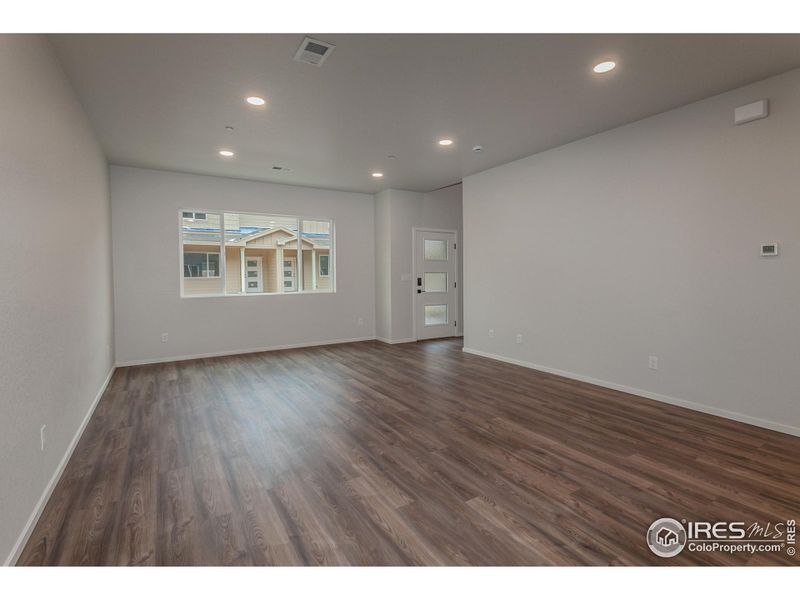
top-left (179, 208), bottom-right (335, 298)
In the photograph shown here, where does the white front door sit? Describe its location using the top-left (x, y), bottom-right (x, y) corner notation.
top-left (414, 230), bottom-right (457, 340)
top-left (244, 256), bottom-right (263, 293)
top-left (282, 256), bottom-right (297, 292)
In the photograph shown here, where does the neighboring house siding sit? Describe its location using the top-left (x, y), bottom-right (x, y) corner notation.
top-left (317, 251), bottom-right (331, 291)
top-left (184, 278), bottom-right (224, 295)
top-left (183, 243), bottom-right (223, 296)
top-left (302, 250), bottom-right (331, 291)
top-left (225, 247), bottom-right (241, 294)
top-left (242, 248), bottom-right (276, 293)
top-left (265, 250), bottom-right (278, 293)
top-left (302, 250), bottom-right (313, 290)
top-left (183, 239), bottom-right (330, 295)
top-left (247, 230), bottom-right (293, 248)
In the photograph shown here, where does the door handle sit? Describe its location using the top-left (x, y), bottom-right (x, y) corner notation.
top-left (417, 277), bottom-right (422, 286)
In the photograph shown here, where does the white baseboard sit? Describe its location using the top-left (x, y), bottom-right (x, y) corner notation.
top-left (376, 337), bottom-right (416, 345)
top-left (4, 366), bottom-right (116, 566)
top-left (116, 336), bottom-right (377, 367)
top-left (462, 347), bottom-right (800, 438)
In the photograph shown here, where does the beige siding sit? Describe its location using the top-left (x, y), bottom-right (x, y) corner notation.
top-left (300, 249), bottom-right (331, 291)
top-left (225, 247), bottom-right (241, 294)
top-left (316, 251), bottom-right (332, 291)
top-left (242, 249), bottom-right (278, 293)
top-left (247, 230), bottom-right (294, 248)
top-left (265, 251), bottom-right (277, 292)
top-left (181, 242), bottom-right (329, 295)
top-left (183, 244), bottom-right (223, 296)
top-left (183, 277), bottom-right (224, 295)
top-left (302, 250), bottom-right (312, 290)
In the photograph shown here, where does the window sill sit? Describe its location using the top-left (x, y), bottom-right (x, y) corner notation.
top-left (181, 289), bottom-right (336, 299)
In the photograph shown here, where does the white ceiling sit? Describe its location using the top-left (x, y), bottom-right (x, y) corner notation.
top-left (51, 34), bottom-right (800, 194)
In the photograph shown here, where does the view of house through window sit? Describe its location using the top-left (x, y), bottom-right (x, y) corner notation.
top-left (181, 210), bottom-right (334, 297)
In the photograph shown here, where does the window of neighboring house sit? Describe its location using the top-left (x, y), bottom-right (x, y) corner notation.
top-left (183, 252), bottom-right (220, 277)
top-left (180, 209), bottom-right (334, 297)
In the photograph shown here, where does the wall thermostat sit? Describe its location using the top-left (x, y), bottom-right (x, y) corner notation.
top-left (760, 243), bottom-right (779, 257)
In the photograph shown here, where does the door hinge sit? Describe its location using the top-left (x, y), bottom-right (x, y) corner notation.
top-left (454, 243), bottom-right (457, 249)
top-left (454, 281), bottom-right (457, 288)
top-left (454, 320), bottom-right (457, 327)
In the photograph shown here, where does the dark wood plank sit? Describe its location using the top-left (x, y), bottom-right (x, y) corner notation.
top-left (17, 338), bottom-right (800, 565)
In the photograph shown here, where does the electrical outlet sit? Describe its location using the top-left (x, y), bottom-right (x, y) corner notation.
top-left (516, 333), bottom-right (523, 344)
top-left (649, 356), bottom-right (659, 370)
top-left (40, 425), bottom-right (46, 452)
top-left (488, 329), bottom-right (495, 338)
top-left (161, 333), bottom-right (169, 343)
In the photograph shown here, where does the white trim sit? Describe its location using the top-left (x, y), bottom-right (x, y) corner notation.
top-left (4, 366), bottom-right (116, 566)
top-left (179, 289), bottom-right (336, 299)
top-left (462, 347), bottom-right (800, 438)
top-left (311, 248), bottom-right (317, 290)
top-left (411, 227), bottom-right (459, 342)
top-left (376, 337), bottom-right (416, 345)
top-left (239, 247), bottom-right (246, 293)
top-left (115, 336), bottom-right (376, 367)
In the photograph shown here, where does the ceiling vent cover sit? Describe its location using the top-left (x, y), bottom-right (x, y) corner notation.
top-left (294, 37), bottom-right (335, 66)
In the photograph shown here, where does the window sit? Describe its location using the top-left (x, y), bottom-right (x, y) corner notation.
top-left (424, 239), bottom-right (448, 261)
top-left (424, 304), bottom-right (448, 326)
top-left (183, 252), bottom-right (220, 278)
top-left (423, 272), bottom-right (446, 292)
top-left (180, 209), bottom-right (334, 297)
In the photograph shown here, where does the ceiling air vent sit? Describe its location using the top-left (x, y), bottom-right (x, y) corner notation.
top-left (293, 37), bottom-right (335, 66)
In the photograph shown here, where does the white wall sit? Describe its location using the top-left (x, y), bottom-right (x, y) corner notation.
top-left (374, 190), bottom-right (393, 340)
top-left (424, 184), bottom-right (464, 337)
top-left (463, 68), bottom-right (800, 435)
top-left (0, 35), bottom-right (114, 563)
top-left (111, 166), bottom-right (375, 364)
top-left (374, 186), bottom-right (463, 343)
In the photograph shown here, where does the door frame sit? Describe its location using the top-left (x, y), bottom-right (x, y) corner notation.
top-left (411, 227), bottom-right (459, 342)
top-left (282, 255), bottom-right (297, 292)
top-left (244, 255), bottom-right (263, 293)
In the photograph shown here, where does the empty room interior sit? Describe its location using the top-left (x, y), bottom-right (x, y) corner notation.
top-left (3, 29), bottom-right (800, 572)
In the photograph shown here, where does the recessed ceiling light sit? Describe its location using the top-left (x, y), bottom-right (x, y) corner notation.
top-left (593, 61), bottom-right (616, 74)
top-left (219, 149), bottom-right (234, 157)
top-left (372, 172), bottom-right (384, 178)
top-left (246, 96), bottom-right (266, 106)
top-left (438, 139), bottom-right (454, 146)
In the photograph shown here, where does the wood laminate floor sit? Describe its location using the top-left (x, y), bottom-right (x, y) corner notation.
top-left (18, 339), bottom-right (800, 566)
